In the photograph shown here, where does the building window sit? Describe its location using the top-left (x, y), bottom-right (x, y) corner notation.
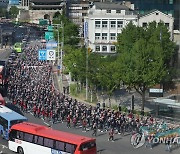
top-left (95, 45), bottom-right (100, 52)
top-left (102, 33), bottom-right (107, 40)
top-left (110, 33), bottom-right (116, 40)
top-left (95, 33), bottom-right (100, 40)
top-left (169, 0), bottom-right (173, 4)
top-left (116, 10), bottom-right (121, 13)
top-left (102, 46), bottom-right (107, 52)
top-left (156, 12), bottom-right (159, 15)
top-left (102, 21), bottom-right (108, 28)
top-left (95, 21), bottom-right (100, 28)
top-left (110, 46), bottom-right (116, 52)
top-left (142, 22), bottom-right (147, 27)
top-left (107, 10), bottom-right (111, 13)
top-left (117, 21), bottom-right (123, 28)
top-left (110, 21), bottom-right (116, 28)
top-left (165, 23), bottom-right (169, 29)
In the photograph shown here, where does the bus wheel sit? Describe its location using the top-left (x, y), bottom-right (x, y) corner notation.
top-left (17, 147), bottom-right (24, 154)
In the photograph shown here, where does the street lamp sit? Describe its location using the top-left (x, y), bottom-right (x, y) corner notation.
top-left (52, 22), bottom-right (64, 91)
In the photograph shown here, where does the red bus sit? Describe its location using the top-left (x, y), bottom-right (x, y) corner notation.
top-left (0, 93), bottom-right (5, 105)
top-left (9, 122), bottom-right (97, 154)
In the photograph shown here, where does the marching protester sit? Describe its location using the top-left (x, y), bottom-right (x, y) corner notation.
top-left (108, 128), bottom-right (115, 142)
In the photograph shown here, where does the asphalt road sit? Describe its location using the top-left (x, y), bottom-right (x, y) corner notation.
top-left (0, 109), bottom-right (180, 154)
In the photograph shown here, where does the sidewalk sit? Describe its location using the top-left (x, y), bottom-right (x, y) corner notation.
top-left (52, 68), bottom-right (155, 111)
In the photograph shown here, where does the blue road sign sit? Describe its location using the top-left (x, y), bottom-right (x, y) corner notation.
top-left (46, 40), bottom-right (58, 49)
top-left (84, 21), bottom-right (88, 39)
top-left (38, 49), bottom-right (47, 60)
top-left (57, 65), bottom-right (61, 70)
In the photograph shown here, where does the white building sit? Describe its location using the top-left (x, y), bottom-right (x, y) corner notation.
top-left (138, 9), bottom-right (174, 40)
top-left (84, 2), bottom-right (137, 53)
top-left (84, 3), bottom-right (174, 53)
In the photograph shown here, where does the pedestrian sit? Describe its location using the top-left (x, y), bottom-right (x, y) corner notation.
top-left (165, 135), bottom-right (172, 152)
top-left (67, 115), bottom-right (71, 128)
top-left (73, 116), bottom-right (77, 128)
top-left (82, 118), bottom-right (87, 132)
top-left (108, 128), bottom-right (115, 142)
top-left (92, 123), bottom-right (97, 137)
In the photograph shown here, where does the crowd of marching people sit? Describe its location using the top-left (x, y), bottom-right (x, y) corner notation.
top-left (6, 43), bottom-right (180, 151)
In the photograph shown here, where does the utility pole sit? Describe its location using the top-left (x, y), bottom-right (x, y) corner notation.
top-left (52, 22), bottom-right (64, 92)
top-left (61, 21), bottom-right (64, 89)
top-left (86, 43), bottom-right (88, 100)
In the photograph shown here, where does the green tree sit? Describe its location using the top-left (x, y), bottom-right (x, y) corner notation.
top-left (53, 13), bottom-right (80, 47)
top-left (116, 22), bottom-right (175, 112)
top-left (96, 56), bottom-right (119, 107)
top-left (9, 6), bottom-right (19, 19)
top-left (63, 47), bottom-right (86, 82)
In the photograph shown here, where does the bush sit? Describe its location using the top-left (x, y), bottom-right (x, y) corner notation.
top-left (112, 105), bottom-right (118, 111)
top-left (121, 105), bottom-right (128, 112)
top-left (70, 83), bottom-right (77, 96)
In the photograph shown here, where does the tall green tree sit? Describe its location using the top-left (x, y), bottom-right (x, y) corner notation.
top-left (116, 21), bottom-right (175, 112)
top-left (96, 56), bottom-right (119, 107)
top-left (63, 47), bottom-right (86, 82)
top-left (9, 6), bottom-right (19, 19)
top-left (53, 13), bottom-right (80, 47)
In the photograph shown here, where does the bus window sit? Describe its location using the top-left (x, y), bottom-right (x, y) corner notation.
top-left (9, 130), bottom-right (17, 141)
top-left (0, 116), bottom-right (8, 130)
top-left (44, 138), bottom-right (54, 148)
top-left (79, 142), bottom-right (96, 151)
top-left (17, 131), bottom-right (24, 140)
top-left (37, 136), bottom-right (44, 146)
top-left (55, 141), bottom-right (65, 151)
top-left (66, 143), bottom-right (77, 153)
top-left (34, 135), bottom-right (38, 144)
top-left (24, 133), bottom-right (33, 143)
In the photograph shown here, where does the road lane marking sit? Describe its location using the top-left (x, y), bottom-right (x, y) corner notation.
top-left (43, 122), bottom-right (50, 126)
top-left (0, 144), bottom-right (8, 149)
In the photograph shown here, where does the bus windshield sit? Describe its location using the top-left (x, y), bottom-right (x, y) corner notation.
top-left (79, 141), bottom-right (96, 151)
top-left (10, 119), bottom-right (26, 128)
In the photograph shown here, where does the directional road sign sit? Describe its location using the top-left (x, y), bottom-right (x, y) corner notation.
top-left (47, 49), bottom-right (56, 60)
top-left (46, 40), bottom-right (58, 49)
top-left (38, 49), bottom-right (47, 60)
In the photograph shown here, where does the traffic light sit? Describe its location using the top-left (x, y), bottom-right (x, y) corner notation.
top-left (87, 47), bottom-right (92, 53)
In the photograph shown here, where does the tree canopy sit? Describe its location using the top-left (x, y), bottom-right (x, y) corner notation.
top-left (9, 6), bottom-right (19, 19)
top-left (116, 21), bottom-right (176, 112)
top-left (53, 12), bottom-right (80, 47)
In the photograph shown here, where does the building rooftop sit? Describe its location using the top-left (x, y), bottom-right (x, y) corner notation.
top-left (94, 2), bottom-right (131, 10)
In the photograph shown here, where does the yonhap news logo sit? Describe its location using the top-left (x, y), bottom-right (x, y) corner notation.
top-left (130, 133), bottom-right (180, 149)
top-left (130, 133), bottom-right (145, 148)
